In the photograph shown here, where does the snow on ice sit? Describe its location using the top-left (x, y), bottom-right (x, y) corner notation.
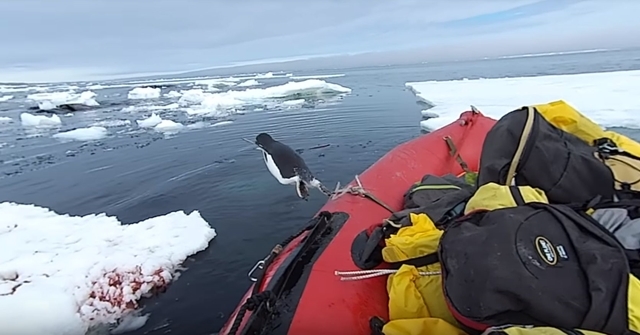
top-left (0, 202), bottom-right (216, 335)
top-left (0, 95), bottom-right (13, 102)
top-left (406, 70), bottom-right (640, 130)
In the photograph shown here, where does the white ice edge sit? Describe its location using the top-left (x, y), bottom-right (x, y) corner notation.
top-left (406, 70), bottom-right (640, 130)
top-left (0, 202), bottom-right (216, 335)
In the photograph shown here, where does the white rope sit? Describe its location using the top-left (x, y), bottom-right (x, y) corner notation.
top-left (335, 269), bottom-right (441, 281)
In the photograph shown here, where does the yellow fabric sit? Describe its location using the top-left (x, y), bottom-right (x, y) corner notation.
top-left (483, 326), bottom-right (606, 335)
top-left (383, 317), bottom-right (467, 335)
top-left (628, 275), bottom-right (640, 333)
top-left (382, 213), bottom-right (465, 335)
top-left (534, 100), bottom-right (640, 157)
top-left (464, 182), bottom-right (548, 215)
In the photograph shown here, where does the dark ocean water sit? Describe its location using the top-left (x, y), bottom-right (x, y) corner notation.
top-left (1, 48), bottom-right (640, 335)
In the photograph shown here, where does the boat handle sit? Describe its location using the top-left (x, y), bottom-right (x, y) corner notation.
top-left (248, 259), bottom-right (266, 282)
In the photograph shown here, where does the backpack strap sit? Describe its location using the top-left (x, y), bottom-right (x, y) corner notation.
top-left (387, 252), bottom-right (440, 269)
top-left (505, 106), bottom-right (536, 185)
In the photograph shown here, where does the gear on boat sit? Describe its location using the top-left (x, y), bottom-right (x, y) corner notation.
top-left (220, 101), bottom-right (640, 335)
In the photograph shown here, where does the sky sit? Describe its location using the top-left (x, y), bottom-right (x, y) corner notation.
top-left (1, 0), bottom-right (639, 83)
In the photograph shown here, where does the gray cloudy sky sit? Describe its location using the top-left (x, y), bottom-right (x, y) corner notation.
top-left (1, 0), bottom-right (639, 82)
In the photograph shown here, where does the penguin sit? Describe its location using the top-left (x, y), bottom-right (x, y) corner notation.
top-left (253, 132), bottom-right (332, 200)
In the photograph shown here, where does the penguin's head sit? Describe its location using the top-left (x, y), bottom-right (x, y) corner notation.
top-left (255, 133), bottom-right (275, 148)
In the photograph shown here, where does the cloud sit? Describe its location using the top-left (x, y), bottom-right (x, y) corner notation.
top-left (1, 0), bottom-right (638, 82)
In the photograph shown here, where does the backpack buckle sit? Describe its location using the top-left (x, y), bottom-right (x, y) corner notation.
top-left (594, 137), bottom-right (621, 154)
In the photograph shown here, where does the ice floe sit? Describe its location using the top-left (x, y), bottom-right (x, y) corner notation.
top-left (136, 113), bottom-right (162, 128)
top-left (20, 113), bottom-right (62, 127)
top-left (127, 87), bottom-right (161, 100)
top-left (237, 79), bottom-right (261, 87)
top-left (0, 202), bottom-right (216, 335)
top-left (26, 91), bottom-right (99, 110)
top-left (0, 95), bottom-right (13, 102)
top-left (180, 79), bottom-right (351, 116)
top-left (154, 120), bottom-right (184, 133)
top-left (406, 70), bottom-right (640, 130)
top-left (52, 126), bottom-right (108, 141)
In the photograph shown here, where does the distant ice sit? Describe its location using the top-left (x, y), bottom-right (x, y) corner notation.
top-left (52, 126), bottom-right (108, 141)
top-left (0, 116), bottom-right (12, 124)
top-left (90, 119), bottom-right (132, 128)
top-left (136, 113), bottom-right (162, 128)
top-left (164, 91), bottom-right (182, 98)
top-left (290, 74), bottom-right (346, 80)
top-left (0, 202), bottom-right (216, 335)
top-left (281, 99), bottom-right (305, 107)
top-left (0, 95), bottom-right (13, 102)
top-left (212, 121), bottom-right (233, 127)
top-left (27, 91), bottom-right (99, 110)
top-left (20, 113), bottom-right (62, 127)
top-left (0, 85), bottom-right (50, 93)
top-left (406, 70), bottom-right (640, 129)
top-left (127, 87), bottom-right (161, 100)
top-left (255, 72), bottom-right (274, 78)
top-left (122, 103), bottom-right (179, 113)
top-left (181, 79), bottom-right (351, 116)
top-left (237, 79), bottom-right (261, 87)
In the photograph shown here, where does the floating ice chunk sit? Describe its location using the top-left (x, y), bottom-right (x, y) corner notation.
top-left (237, 79), bottom-right (261, 87)
top-left (127, 87), bottom-right (161, 100)
top-left (164, 91), bottom-right (182, 98)
top-left (0, 95), bottom-right (13, 102)
top-left (136, 113), bottom-right (162, 128)
top-left (281, 99), bottom-right (305, 107)
top-left (90, 119), bottom-right (131, 128)
top-left (406, 70), bottom-right (640, 130)
top-left (0, 202), bottom-right (216, 335)
top-left (154, 120), bottom-right (184, 133)
top-left (122, 103), bottom-right (179, 113)
top-left (256, 72), bottom-right (274, 78)
top-left (178, 89), bottom-right (208, 105)
top-left (290, 74), bottom-right (346, 80)
top-left (27, 91), bottom-right (99, 110)
top-left (0, 116), bottom-right (12, 124)
top-left (212, 121), bottom-right (233, 127)
top-left (52, 126), bottom-right (108, 141)
top-left (20, 113), bottom-right (62, 127)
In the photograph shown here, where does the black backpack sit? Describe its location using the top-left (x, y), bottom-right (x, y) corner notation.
top-left (438, 185), bottom-right (633, 335)
top-left (477, 106), bottom-right (615, 204)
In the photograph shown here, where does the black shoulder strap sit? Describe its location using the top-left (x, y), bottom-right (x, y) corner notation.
top-left (387, 252), bottom-right (439, 269)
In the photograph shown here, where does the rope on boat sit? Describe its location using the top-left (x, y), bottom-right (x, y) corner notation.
top-left (335, 269), bottom-right (441, 281)
top-left (329, 174), bottom-right (396, 213)
top-left (227, 290), bottom-right (277, 335)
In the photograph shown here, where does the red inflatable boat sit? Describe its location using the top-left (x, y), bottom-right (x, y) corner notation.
top-left (219, 110), bottom-right (497, 335)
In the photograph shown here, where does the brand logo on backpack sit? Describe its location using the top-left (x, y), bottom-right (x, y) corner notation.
top-left (535, 236), bottom-right (558, 265)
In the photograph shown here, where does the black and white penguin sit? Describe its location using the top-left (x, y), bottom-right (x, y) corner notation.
top-left (254, 132), bottom-right (331, 200)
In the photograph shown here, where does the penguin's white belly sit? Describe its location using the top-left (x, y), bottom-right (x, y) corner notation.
top-left (262, 151), bottom-right (299, 185)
